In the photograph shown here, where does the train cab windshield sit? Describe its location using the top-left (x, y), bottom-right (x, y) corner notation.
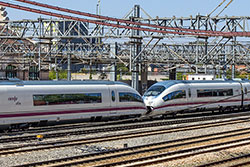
top-left (143, 85), bottom-right (165, 97)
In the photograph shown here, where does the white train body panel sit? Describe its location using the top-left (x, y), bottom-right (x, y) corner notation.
top-left (143, 80), bottom-right (250, 117)
top-left (0, 80), bottom-right (146, 127)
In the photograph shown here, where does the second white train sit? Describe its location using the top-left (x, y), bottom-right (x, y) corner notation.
top-left (143, 80), bottom-right (250, 117)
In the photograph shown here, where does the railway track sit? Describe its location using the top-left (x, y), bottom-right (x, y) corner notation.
top-left (13, 125), bottom-right (250, 167)
top-left (1, 119), bottom-right (133, 136)
top-left (0, 117), bottom-right (250, 157)
top-left (2, 109), bottom-right (249, 136)
top-left (196, 153), bottom-right (250, 167)
top-left (1, 111), bottom-right (250, 144)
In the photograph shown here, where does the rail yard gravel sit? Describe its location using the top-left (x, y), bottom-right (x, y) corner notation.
top-left (1, 116), bottom-right (250, 166)
top-left (149, 145), bottom-right (250, 167)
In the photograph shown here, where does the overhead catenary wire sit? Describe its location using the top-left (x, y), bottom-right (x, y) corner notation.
top-left (10, 0), bottom-right (250, 37)
top-left (208, 0), bottom-right (226, 17)
top-left (216, 0), bottom-right (233, 17)
top-left (0, 1), bottom-right (224, 37)
top-left (13, 0), bottom-right (220, 35)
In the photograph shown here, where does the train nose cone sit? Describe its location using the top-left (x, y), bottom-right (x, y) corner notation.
top-left (143, 96), bottom-right (156, 106)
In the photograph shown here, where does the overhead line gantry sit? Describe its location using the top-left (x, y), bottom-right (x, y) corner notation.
top-left (1, 0), bottom-right (250, 37)
top-left (1, 0), bottom-right (250, 92)
top-left (13, 0), bottom-right (229, 36)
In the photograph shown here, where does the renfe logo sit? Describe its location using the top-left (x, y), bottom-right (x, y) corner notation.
top-left (8, 96), bottom-right (18, 102)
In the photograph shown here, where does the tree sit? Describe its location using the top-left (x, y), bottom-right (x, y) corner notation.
top-left (176, 72), bottom-right (183, 80)
top-left (49, 70), bottom-right (67, 80)
top-left (117, 63), bottom-right (129, 74)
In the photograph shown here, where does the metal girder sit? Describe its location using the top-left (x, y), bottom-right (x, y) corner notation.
top-left (0, 6), bottom-right (250, 74)
top-left (1, 37), bottom-right (250, 65)
top-left (1, 15), bottom-right (250, 39)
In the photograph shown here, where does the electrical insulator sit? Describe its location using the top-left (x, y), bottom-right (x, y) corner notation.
top-left (0, 6), bottom-right (5, 11)
top-left (4, 17), bottom-right (9, 21)
top-left (0, 6), bottom-right (8, 21)
top-left (1, 10), bottom-right (7, 17)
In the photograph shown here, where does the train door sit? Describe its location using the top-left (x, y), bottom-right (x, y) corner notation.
top-left (186, 84), bottom-right (197, 111)
top-left (109, 87), bottom-right (118, 116)
top-left (185, 84), bottom-right (192, 103)
top-left (246, 84), bottom-right (250, 107)
top-left (238, 82), bottom-right (244, 108)
top-left (242, 83), bottom-right (250, 107)
top-left (182, 85), bottom-right (190, 111)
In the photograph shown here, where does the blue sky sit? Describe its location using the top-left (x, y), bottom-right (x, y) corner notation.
top-left (5, 0), bottom-right (250, 20)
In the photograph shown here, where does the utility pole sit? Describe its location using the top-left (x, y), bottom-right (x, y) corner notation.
top-left (130, 5), bottom-right (141, 92)
top-left (110, 42), bottom-right (117, 81)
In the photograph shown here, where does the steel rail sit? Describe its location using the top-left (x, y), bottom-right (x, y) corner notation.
top-left (0, 117), bottom-right (249, 157)
top-left (1, 109), bottom-right (248, 136)
top-left (0, 113), bottom-right (250, 144)
top-left (104, 137), bottom-right (250, 167)
top-left (196, 153), bottom-right (250, 167)
top-left (13, 127), bottom-right (250, 167)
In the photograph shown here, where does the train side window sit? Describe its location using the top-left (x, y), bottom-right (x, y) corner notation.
top-left (197, 89), bottom-right (233, 97)
top-left (245, 88), bottom-right (248, 95)
top-left (111, 91), bottom-right (115, 102)
top-left (119, 92), bottom-right (143, 103)
top-left (217, 89), bottom-right (233, 96)
top-left (197, 89), bottom-right (213, 97)
top-left (162, 90), bottom-right (186, 101)
top-left (33, 93), bottom-right (102, 106)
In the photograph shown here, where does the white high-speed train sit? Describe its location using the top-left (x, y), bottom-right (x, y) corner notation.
top-left (143, 80), bottom-right (250, 117)
top-left (0, 80), bottom-right (146, 130)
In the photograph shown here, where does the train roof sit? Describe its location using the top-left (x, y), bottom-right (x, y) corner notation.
top-left (0, 79), bottom-right (128, 86)
top-left (152, 79), bottom-right (250, 88)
